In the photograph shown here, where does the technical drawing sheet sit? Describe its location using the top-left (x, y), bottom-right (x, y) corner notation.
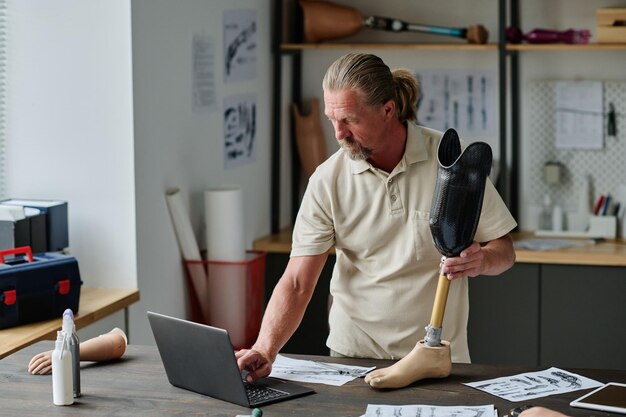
top-left (465, 367), bottom-right (602, 402)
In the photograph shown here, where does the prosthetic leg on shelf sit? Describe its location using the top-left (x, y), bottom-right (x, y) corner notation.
top-left (299, 0), bottom-right (488, 44)
top-left (365, 129), bottom-right (492, 389)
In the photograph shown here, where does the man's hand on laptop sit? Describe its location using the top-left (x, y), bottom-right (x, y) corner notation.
top-left (236, 348), bottom-right (273, 382)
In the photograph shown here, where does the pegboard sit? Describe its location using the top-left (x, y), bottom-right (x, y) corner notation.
top-left (527, 80), bottom-right (626, 214)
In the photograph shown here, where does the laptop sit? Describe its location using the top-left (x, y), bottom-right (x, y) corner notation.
top-left (147, 311), bottom-right (315, 407)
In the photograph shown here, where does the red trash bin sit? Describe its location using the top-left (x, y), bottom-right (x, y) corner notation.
top-left (184, 251), bottom-right (266, 350)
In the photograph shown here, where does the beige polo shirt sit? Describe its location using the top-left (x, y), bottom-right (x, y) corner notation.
top-left (291, 124), bottom-right (517, 363)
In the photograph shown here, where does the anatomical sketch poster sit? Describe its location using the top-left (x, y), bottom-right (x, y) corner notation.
top-left (415, 70), bottom-right (497, 141)
top-left (223, 9), bottom-right (257, 83)
top-left (223, 94), bottom-right (257, 169)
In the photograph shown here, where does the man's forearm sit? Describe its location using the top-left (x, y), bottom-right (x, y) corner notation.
top-left (481, 233), bottom-right (516, 275)
top-left (251, 280), bottom-right (313, 361)
top-left (251, 253), bottom-right (329, 361)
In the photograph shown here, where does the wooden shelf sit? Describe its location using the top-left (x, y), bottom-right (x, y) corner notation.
top-left (507, 42), bottom-right (626, 51)
top-left (281, 43), bottom-right (499, 51)
top-left (281, 42), bottom-right (626, 52)
top-left (253, 226), bottom-right (293, 253)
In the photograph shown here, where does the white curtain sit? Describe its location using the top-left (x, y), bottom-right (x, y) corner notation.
top-left (0, 0), bottom-right (6, 199)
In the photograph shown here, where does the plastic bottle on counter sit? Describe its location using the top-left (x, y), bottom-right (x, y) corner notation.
top-left (540, 194), bottom-right (553, 230)
top-left (552, 204), bottom-right (563, 231)
top-left (62, 309), bottom-right (80, 397)
top-left (52, 331), bottom-right (74, 406)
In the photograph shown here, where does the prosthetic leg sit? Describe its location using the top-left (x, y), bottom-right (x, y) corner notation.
top-left (299, 0), bottom-right (488, 44)
top-left (365, 129), bottom-right (492, 389)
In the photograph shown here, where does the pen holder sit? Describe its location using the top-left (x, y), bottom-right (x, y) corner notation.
top-left (535, 215), bottom-right (616, 239)
top-left (587, 215), bottom-right (617, 239)
top-left (184, 251), bottom-right (266, 350)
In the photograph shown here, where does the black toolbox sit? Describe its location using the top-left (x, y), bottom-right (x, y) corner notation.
top-left (0, 246), bottom-right (82, 329)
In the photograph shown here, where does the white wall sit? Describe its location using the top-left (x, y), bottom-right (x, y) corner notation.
top-left (5, 0), bottom-right (273, 345)
top-left (130, 0), bottom-right (272, 344)
top-left (5, 1), bottom-right (136, 339)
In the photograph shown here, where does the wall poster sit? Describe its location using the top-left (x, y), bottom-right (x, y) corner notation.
top-left (223, 9), bottom-right (257, 83)
top-left (223, 94), bottom-right (256, 169)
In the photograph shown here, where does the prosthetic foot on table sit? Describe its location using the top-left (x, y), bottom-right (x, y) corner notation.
top-left (365, 129), bottom-right (492, 389)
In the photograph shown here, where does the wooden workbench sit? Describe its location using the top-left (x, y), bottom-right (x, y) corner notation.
top-left (253, 228), bottom-right (626, 266)
top-left (0, 287), bottom-right (140, 359)
top-left (3, 342), bottom-right (626, 417)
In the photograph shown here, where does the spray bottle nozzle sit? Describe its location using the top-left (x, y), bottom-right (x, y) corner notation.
top-left (62, 309), bottom-right (75, 334)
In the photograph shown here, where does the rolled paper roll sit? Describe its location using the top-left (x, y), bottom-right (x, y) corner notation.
top-left (205, 187), bottom-right (247, 348)
top-left (165, 188), bottom-right (211, 323)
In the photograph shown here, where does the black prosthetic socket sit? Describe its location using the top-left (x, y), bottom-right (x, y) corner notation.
top-left (429, 128), bottom-right (493, 257)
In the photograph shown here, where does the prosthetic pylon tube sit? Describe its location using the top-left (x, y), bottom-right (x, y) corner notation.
top-left (424, 264), bottom-right (451, 347)
top-left (365, 129), bottom-right (492, 389)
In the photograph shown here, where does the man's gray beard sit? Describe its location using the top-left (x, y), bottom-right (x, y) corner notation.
top-left (340, 140), bottom-right (372, 161)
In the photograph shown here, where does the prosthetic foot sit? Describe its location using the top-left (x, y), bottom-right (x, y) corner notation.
top-left (365, 340), bottom-right (451, 389)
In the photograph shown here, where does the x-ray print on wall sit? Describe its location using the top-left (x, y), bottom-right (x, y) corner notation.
top-left (223, 9), bottom-right (257, 83)
top-left (223, 94), bottom-right (257, 169)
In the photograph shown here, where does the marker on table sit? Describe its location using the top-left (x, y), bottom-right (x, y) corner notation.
top-left (236, 408), bottom-right (262, 417)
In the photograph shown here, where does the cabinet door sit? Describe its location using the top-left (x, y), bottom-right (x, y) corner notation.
top-left (263, 253), bottom-right (335, 355)
top-left (541, 265), bottom-right (626, 370)
top-left (469, 263), bottom-right (540, 366)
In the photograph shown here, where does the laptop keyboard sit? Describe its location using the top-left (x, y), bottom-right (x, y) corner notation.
top-left (244, 382), bottom-right (289, 403)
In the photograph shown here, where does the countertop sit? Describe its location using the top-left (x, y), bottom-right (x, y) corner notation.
top-left (253, 228), bottom-right (626, 267)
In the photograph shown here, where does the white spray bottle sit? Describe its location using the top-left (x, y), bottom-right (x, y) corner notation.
top-left (52, 330), bottom-right (74, 405)
top-left (62, 309), bottom-right (80, 397)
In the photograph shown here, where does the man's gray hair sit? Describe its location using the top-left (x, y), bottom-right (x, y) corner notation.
top-left (322, 53), bottom-right (420, 123)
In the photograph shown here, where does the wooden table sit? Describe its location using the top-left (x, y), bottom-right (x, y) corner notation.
top-left (0, 287), bottom-right (139, 359)
top-left (253, 228), bottom-right (626, 266)
top-left (2, 343), bottom-right (625, 417)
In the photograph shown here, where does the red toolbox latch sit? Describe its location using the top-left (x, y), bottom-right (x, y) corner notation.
top-left (57, 279), bottom-right (70, 295)
top-left (2, 289), bottom-right (16, 305)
